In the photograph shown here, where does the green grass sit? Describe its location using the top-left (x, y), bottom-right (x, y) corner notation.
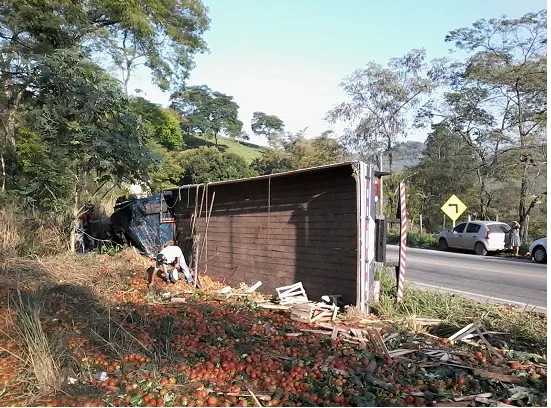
top-left (373, 267), bottom-right (547, 355)
top-left (184, 134), bottom-right (265, 164)
top-left (387, 232), bottom-right (439, 249)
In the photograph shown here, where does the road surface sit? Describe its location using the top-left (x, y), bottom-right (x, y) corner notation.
top-left (386, 245), bottom-right (547, 311)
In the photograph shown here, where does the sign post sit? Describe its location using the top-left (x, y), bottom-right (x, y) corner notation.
top-left (396, 183), bottom-right (407, 303)
top-left (441, 194), bottom-right (467, 228)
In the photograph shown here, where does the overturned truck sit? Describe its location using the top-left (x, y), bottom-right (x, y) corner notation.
top-left (110, 162), bottom-right (384, 312)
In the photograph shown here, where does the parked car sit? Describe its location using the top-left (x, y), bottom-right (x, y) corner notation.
top-left (529, 237), bottom-right (547, 264)
top-left (438, 221), bottom-right (511, 256)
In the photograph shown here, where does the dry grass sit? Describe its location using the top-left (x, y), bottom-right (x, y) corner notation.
top-left (372, 267), bottom-right (547, 354)
top-left (0, 206), bottom-right (68, 258)
top-left (5, 290), bottom-right (61, 399)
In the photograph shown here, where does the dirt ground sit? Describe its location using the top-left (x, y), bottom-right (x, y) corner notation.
top-left (0, 249), bottom-right (546, 407)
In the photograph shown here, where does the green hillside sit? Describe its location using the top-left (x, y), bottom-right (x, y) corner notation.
top-left (183, 134), bottom-right (265, 163)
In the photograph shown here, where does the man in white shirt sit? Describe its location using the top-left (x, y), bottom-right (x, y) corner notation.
top-left (149, 245), bottom-right (193, 288)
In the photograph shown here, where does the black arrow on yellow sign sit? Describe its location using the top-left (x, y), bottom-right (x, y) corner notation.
top-left (448, 203), bottom-right (458, 213)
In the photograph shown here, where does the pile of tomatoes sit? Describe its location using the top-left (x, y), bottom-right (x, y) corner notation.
top-left (0, 264), bottom-right (547, 407)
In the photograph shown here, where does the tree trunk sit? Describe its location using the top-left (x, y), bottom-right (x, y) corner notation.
top-left (0, 153), bottom-right (5, 192)
top-left (70, 185), bottom-right (79, 253)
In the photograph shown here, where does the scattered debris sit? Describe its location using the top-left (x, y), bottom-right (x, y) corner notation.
top-left (290, 302), bottom-right (338, 323)
top-left (276, 282), bottom-right (308, 305)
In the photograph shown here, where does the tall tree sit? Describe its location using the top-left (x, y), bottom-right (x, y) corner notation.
top-left (170, 85), bottom-right (243, 147)
top-left (326, 49), bottom-right (443, 172)
top-left (326, 49), bottom-right (444, 212)
top-left (411, 124), bottom-right (479, 231)
top-left (22, 49), bottom-right (157, 250)
top-left (129, 97), bottom-right (183, 149)
top-left (251, 112), bottom-right (285, 147)
top-left (95, 0), bottom-right (210, 94)
top-left (0, 0), bottom-right (210, 189)
top-left (418, 10), bottom-right (547, 240)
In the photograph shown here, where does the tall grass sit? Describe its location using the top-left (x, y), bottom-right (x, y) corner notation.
top-left (0, 206), bottom-right (69, 257)
top-left (373, 268), bottom-right (547, 353)
top-left (7, 290), bottom-right (61, 397)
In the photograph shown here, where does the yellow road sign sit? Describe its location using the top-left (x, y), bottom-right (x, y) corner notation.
top-left (441, 194), bottom-right (467, 222)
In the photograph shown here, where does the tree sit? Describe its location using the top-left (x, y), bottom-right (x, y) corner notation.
top-left (0, 0), bottom-right (209, 189)
top-left (250, 149), bottom-right (295, 175)
top-left (170, 85), bottom-right (243, 147)
top-left (418, 10), bottom-right (547, 240)
top-left (250, 130), bottom-right (345, 175)
top-left (326, 49), bottom-right (443, 172)
top-left (410, 124), bottom-right (479, 231)
top-left (180, 147), bottom-right (257, 185)
top-left (92, 0), bottom-right (210, 94)
top-left (147, 143), bottom-right (187, 192)
top-left (129, 97), bottom-right (183, 149)
top-left (23, 49), bottom-right (158, 250)
top-left (251, 112), bottom-right (285, 147)
top-left (326, 49), bottom-right (445, 213)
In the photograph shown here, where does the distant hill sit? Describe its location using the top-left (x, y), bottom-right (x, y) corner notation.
top-left (183, 134), bottom-right (265, 163)
top-left (182, 134), bottom-right (425, 171)
top-left (385, 141), bottom-right (425, 171)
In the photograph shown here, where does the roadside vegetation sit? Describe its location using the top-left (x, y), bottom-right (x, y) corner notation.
top-left (373, 269), bottom-right (547, 355)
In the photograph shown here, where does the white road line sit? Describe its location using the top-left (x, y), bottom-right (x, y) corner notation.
top-left (408, 281), bottom-right (547, 312)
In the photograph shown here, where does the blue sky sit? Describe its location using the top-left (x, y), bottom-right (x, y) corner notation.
top-left (130, 0), bottom-right (546, 146)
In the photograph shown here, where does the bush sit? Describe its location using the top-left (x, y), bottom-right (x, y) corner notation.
top-left (180, 147), bottom-right (258, 185)
top-left (387, 232), bottom-right (438, 249)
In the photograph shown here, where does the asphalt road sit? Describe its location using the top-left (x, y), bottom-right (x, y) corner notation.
top-left (386, 245), bottom-right (547, 311)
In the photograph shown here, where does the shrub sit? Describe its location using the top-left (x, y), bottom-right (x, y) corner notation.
top-left (387, 232), bottom-right (438, 249)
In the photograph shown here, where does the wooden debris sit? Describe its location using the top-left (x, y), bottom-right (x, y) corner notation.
top-left (473, 321), bottom-right (505, 362)
top-left (169, 297), bottom-right (186, 303)
top-left (255, 303), bottom-right (291, 310)
top-left (449, 323), bottom-right (476, 341)
top-left (247, 281), bottom-right (262, 292)
top-left (454, 393), bottom-right (492, 402)
top-left (276, 282), bottom-right (308, 305)
top-left (218, 391), bottom-right (271, 402)
top-left (246, 386), bottom-right (263, 407)
top-left (290, 302), bottom-right (338, 323)
top-left (433, 401), bottom-right (474, 407)
top-left (472, 368), bottom-right (522, 384)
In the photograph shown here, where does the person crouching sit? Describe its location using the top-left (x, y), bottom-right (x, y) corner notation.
top-left (149, 245), bottom-right (194, 288)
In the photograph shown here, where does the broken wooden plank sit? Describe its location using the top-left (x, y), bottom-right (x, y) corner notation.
top-left (472, 369), bottom-right (521, 384)
top-left (255, 303), bottom-right (291, 310)
top-left (433, 401), bottom-right (474, 407)
top-left (247, 281), bottom-right (262, 293)
top-left (169, 297), bottom-right (187, 303)
top-left (454, 393), bottom-right (492, 402)
top-left (449, 323), bottom-right (476, 341)
top-left (473, 321), bottom-right (505, 362)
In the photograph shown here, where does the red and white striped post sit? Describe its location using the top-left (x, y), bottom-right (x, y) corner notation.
top-left (397, 182), bottom-right (407, 303)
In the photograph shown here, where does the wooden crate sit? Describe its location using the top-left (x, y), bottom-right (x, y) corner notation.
top-left (276, 282), bottom-right (308, 305)
top-left (290, 302), bottom-right (339, 323)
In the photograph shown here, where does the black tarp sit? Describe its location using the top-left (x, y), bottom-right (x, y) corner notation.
top-left (109, 192), bottom-right (175, 258)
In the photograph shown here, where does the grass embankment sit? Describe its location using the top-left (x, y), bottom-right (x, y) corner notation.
top-left (373, 268), bottom-right (547, 355)
top-left (184, 134), bottom-right (264, 164)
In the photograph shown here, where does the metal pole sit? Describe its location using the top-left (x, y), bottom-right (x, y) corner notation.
top-left (419, 214), bottom-right (423, 234)
top-left (452, 219), bottom-right (455, 229)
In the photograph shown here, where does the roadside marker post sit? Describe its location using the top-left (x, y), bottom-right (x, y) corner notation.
top-left (396, 182), bottom-right (407, 303)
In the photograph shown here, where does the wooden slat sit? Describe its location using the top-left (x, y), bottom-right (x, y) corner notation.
top-left (201, 234), bottom-right (358, 250)
top-left (208, 242), bottom-right (356, 259)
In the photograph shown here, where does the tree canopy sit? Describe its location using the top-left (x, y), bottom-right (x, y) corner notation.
top-left (170, 85), bottom-right (243, 147)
